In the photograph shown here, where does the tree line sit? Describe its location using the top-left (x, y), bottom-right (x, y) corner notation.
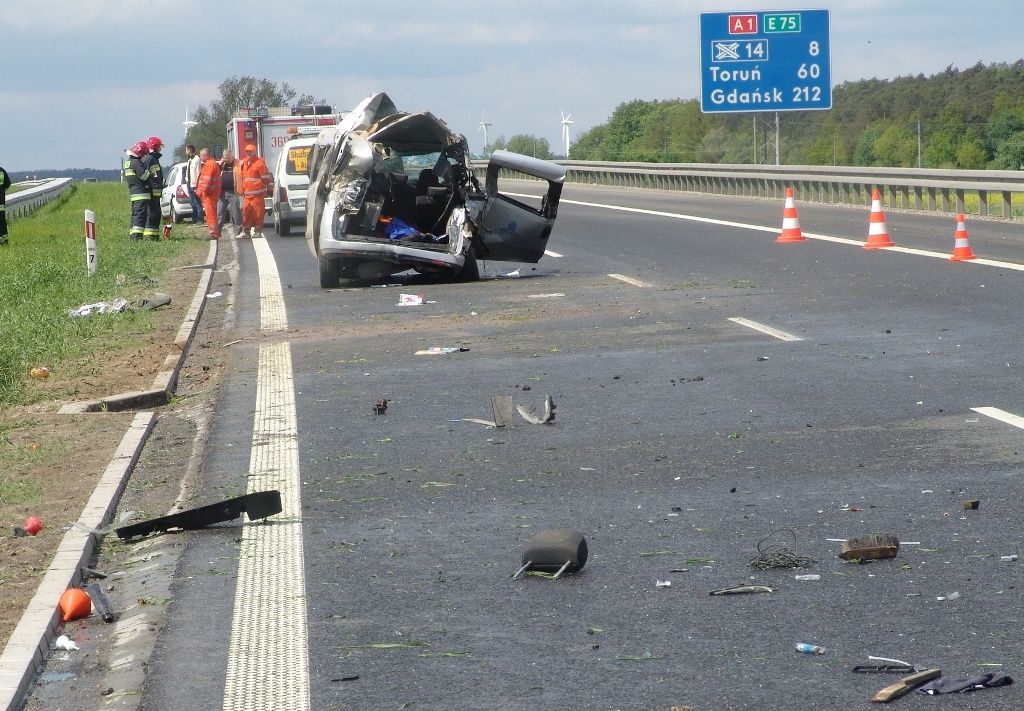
top-left (570, 61), bottom-right (1024, 169)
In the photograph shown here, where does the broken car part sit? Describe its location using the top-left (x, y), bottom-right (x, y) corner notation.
top-left (708, 584), bottom-right (774, 596)
top-left (115, 490), bottom-right (282, 539)
top-left (839, 533), bottom-right (899, 561)
top-left (512, 528), bottom-right (588, 580)
top-left (516, 395), bottom-right (556, 425)
top-left (86, 582), bottom-right (115, 623)
top-left (871, 668), bottom-right (941, 703)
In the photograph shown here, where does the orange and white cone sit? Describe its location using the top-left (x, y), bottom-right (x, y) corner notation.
top-left (776, 187), bottom-right (805, 243)
top-left (863, 189), bottom-right (894, 249)
top-left (950, 213), bottom-right (976, 261)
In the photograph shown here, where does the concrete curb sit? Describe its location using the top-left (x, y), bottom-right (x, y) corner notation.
top-left (1, 238), bottom-right (220, 710)
top-left (59, 239), bottom-right (219, 415)
top-left (0, 413), bottom-right (156, 710)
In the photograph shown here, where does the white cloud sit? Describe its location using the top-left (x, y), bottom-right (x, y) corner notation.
top-left (2, 0), bottom-right (188, 33)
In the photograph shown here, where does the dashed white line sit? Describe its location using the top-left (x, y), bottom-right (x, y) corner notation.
top-left (544, 249), bottom-right (563, 258)
top-left (970, 406), bottom-right (1024, 430)
top-left (727, 317), bottom-right (804, 341)
top-left (608, 273), bottom-right (652, 288)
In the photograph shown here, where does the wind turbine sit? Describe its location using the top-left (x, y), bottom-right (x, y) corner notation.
top-left (183, 104), bottom-right (198, 130)
top-left (477, 108), bottom-right (493, 153)
top-left (560, 110), bottom-right (574, 158)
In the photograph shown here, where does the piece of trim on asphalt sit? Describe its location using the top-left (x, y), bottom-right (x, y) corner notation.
top-left (727, 317), bottom-right (804, 342)
top-left (608, 273), bottom-right (652, 288)
top-left (544, 249), bottom-right (563, 258)
top-left (970, 406), bottom-right (1024, 430)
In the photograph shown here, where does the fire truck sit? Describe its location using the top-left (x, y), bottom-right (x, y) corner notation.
top-left (226, 105), bottom-right (341, 211)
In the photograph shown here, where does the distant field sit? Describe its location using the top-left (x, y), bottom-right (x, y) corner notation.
top-left (0, 183), bottom-right (199, 407)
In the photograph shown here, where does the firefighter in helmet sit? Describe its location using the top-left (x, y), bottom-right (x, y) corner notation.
top-left (237, 143), bottom-right (272, 238)
top-left (141, 136), bottom-right (164, 240)
top-left (123, 141), bottom-right (152, 241)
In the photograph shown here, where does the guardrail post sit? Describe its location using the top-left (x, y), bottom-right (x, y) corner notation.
top-left (914, 186), bottom-right (923, 210)
top-left (1002, 190), bottom-right (1012, 218)
top-left (955, 188), bottom-right (965, 214)
top-left (978, 189), bottom-right (988, 217)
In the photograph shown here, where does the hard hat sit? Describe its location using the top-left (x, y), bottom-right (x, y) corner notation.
top-left (245, 144), bottom-right (257, 152)
top-left (131, 140), bottom-right (150, 157)
top-left (147, 135), bottom-right (163, 151)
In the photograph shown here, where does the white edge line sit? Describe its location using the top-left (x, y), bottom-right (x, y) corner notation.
top-left (544, 249), bottom-right (563, 258)
top-left (971, 406), bottom-right (1024, 429)
top-left (608, 273), bottom-right (651, 288)
top-left (727, 317), bottom-right (804, 342)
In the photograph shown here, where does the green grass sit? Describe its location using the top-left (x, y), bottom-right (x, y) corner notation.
top-left (0, 183), bottom-right (197, 407)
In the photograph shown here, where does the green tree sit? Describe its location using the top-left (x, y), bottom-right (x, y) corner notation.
top-left (504, 134), bottom-right (553, 159)
top-left (852, 121), bottom-right (888, 165)
top-left (955, 128), bottom-right (989, 168)
top-left (176, 76), bottom-right (324, 160)
top-left (873, 123), bottom-right (917, 167)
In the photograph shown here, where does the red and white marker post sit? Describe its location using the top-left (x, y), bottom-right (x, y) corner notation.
top-left (84, 209), bottom-right (97, 275)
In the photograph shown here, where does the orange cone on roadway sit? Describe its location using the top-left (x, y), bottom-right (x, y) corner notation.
top-left (864, 189), bottom-right (894, 249)
top-left (58, 587), bottom-right (92, 622)
top-left (776, 187), bottom-right (805, 243)
top-left (950, 213), bottom-right (976, 261)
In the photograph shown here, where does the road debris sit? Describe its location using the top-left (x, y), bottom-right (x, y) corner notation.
top-left (128, 292), bottom-right (171, 311)
top-left (398, 293), bottom-right (436, 306)
top-left (372, 399), bottom-right (388, 415)
top-left (708, 584), bottom-right (774, 596)
top-left (1000, 554), bottom-right (1018, 562)
top-left (513, 528), bottom-right (588, 580)
top-left (29, 366), bottom-right (50, 379)
top-left (414, 346), bottom-right (469, 355)
top-left (86, 582), bottom-right (115, 623)
top-left (750, 528), bottom-right (816, 570)
top-left (54, 635), bottom-right (80, 652)
top-left (838, 533), bottom-right (899, 561)
top-left (871, 668), bottom-right (941, 703)
top-left (964, 500), bottom-right (980, 510)
top-left (919, 672), bottom-right (1014, 694)
top-left (59, 588), bottom-right (92, 622)
top-left (516, 395), bottom-right (556, 424)
top-left (72, 511), bottom-right (136, 536)
top-left (115, 490), bottom-right (282, 539)
top-left (794, 574), bottom-right (821, 581)
top-left (936, 591), bottom-right (960, 601)
top-left (68, 298), bottom-right (128, 317)
top-left (205, 291), bottom-right (223, 299)
top-left (656, 580), bottom-right (672, 588)
top-left (23, 516), bottom-right (43, 536)
top-left (795, 643), bottom-right (825, 655)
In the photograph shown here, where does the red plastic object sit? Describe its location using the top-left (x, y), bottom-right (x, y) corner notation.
top-left (23, 516), bottom-right (43, 536)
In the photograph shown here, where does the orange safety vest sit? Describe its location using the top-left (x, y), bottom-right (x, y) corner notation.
top-left (196, 159), bottom-right (222, 200)
top-left (238, 156), bottom-right (272, 199)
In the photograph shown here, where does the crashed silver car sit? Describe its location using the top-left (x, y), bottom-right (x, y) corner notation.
top-left (306, 93), bottom-right (566, 287)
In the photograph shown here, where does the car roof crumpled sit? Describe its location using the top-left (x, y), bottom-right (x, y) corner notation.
top-left (366, 112), bottom-right (461, 153)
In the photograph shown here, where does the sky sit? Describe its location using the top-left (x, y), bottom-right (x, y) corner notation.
top-left (4, 0), bottom-right (1024, 171)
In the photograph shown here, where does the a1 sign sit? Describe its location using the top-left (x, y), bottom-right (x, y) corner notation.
top-left (699, 9), bottom-right (831, 113)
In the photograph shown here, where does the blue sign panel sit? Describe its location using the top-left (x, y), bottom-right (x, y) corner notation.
top-left (699, 9), bottom-right (831, 113)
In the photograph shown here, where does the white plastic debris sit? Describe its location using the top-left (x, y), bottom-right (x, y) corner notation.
top-left (206, 291), bottom-right (223, 299)
top-left (794, 574), bottom-right (821, 581)
top-left (937, 591), bottom-right (961, 601)
top-left (55, 635), bottom-right (79, 651)
top-left (1001, 555), bottom-right (1018, 562)
top-left (398, 293), bottom-right (424, 306)
top-left (656, 580), bottom-right (672, 588)
top-left (68, 298), bottom-right (128, 318)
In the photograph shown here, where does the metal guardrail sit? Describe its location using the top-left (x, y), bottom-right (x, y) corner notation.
top-left (471, 160), bottom-right (1024, 219)
top-left (5, 178), bottom-right (74, 220)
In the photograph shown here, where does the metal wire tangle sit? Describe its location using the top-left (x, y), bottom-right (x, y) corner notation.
top-left (749, 527), bottom-right (816, 570)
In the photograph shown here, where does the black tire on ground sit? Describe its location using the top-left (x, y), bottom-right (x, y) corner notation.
top-left (172, 207), bottom-right (184, 224)
top-left (318, 254), bottom-right (339, 288)
top-left (455, 244), bottom-right (480, 282)
top-left (275, 211), bottom-right (291, 236)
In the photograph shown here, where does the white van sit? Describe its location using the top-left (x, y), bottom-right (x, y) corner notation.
top-left (271, 135), bottom-right (317, 236)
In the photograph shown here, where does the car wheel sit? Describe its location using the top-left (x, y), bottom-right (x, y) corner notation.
top-left (275, 211), bottom-right (291, 237)
top-left (455, 244), bottom-right (480, 282)
top-left (172, 205), bottom-right (184, 224)
top-left (318, 254), bottom-right (339, 288)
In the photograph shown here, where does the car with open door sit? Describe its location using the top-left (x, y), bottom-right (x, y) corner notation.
top-left (306, 93), bottom-right (566, 288)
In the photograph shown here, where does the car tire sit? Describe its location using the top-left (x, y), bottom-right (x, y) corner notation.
top-left (275, 211), bottom-right (291, 236)
top-left (172, 206), bottom-right (184, 224)
top-left (455, 244), bottom-right (480, 282)
top-left (318, 254), bottom-right (339, 288)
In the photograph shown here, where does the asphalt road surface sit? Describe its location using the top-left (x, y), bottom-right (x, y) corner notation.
top-left (91, 185), bottom-right (1024, 709)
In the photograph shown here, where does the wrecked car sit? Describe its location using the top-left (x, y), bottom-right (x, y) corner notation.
top-left (305, 93), bottom-right (566, 287)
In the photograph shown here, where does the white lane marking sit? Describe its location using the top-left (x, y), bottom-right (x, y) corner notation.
top-left (971, 406), bottom-right (1024, 430)
top-left (549, 196), bottom-right (1024, 272)
top-left (727, 317), bottom-right (804, 341)
top-left (223, 240), bottom-right (309, 711)
top-left (608, 273), bottom-right (652, 288)
top-left (544, 249), bottom-right (563, 258)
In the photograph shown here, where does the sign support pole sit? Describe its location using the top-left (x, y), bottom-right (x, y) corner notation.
top-left (85, 210), bottom-right (97, 276)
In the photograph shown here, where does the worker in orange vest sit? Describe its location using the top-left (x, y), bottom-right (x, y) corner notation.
top-left (237, 143), bottom-right (272, 238)
top-left (195, 148), bottom-right (222, 240)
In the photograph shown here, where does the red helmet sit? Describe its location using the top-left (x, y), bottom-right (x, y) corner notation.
top-left (146, 135), bottom-right (163, 151)
top-left (132, 140), bottom-right (150, 157)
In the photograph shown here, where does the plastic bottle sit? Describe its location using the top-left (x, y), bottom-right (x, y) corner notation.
top-left (795, 643), bottom-right (824, 655)
top-left (794, 574), bottom-right (821, 581)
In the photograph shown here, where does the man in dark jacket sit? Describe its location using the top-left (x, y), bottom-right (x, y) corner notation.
top-left (123, 141), bottom-right (152, 240)
top-left (141, 136), bottom-right (164, 240)
top-left (217, 148), bottom-right (242, 238)
top-left (0, 165), bottom-right (10, 245)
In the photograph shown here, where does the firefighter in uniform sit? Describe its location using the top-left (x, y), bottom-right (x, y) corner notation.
top-left (141, 136), bottom-right (164, 240)
top-left (0, 164), bottom-right (11, 246)
top-left (237, 143), bottom-right (272, 238)
top-left (195, 148), bottom-right (222, 240)
top-left (123, 141), bottom-right (152, 241)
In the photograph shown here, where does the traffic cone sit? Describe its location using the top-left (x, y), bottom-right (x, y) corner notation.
top-left (58, 587), bottom-right (92, 622)
top-left (776, 187), bottom-right (805, 243)
top-left (950, 213), bottom-right (976, 261)
top-left (864, 189), bottom-right (894, 249)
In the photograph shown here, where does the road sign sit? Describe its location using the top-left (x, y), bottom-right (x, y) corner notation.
top-left (699, 9), bottom-right (831, 113)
